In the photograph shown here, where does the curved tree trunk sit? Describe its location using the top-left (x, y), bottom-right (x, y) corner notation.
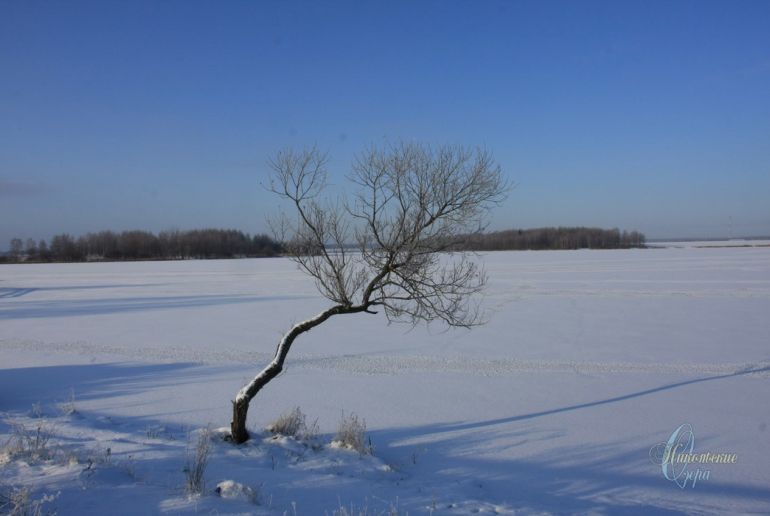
top-left (231, 304), bottom-right (363, 443)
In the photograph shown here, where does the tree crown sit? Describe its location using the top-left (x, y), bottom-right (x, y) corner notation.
top-left (268, 143), bottom-right (508, 327)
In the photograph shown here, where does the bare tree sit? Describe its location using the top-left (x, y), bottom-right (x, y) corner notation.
top-left (230, 143), bottom-right (508, 443)
top-left (9, 238), bottom-right (23, 260)
top-left (25, 238), bottom-right (37, 258)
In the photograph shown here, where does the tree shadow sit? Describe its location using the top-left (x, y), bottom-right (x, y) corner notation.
top-left (360, 364), bottom-right (770, 513)
top-left (0, 293), bottom-right (314, 320)
top-left (0, 284), bottom-right (162, 299)
top-left (0, 362), bottom-right (210, 411)
top-left (406, 363), bottom-right (770, 435)
top-left (2, 361), bottom-right (768, 514)
top-left (369, 419), bottom-right (769, 515)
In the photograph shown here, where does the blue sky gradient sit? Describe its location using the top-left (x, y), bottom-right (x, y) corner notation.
top-left (2, 0), bottom-right (769, 245)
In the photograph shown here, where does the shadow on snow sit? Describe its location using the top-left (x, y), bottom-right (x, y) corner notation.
top-left (0, 293), bottom-right (313, 320)
top-left (1, 362), bottom-right (768, 514)
top-left (0, 285), bottom-right (162, 299)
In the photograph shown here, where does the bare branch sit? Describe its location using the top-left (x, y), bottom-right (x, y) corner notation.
top-left (271, 142), bottom-right (507, 325)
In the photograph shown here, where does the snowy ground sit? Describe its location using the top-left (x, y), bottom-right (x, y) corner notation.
top-left (647, 239), bottom-right (770, 249)
top-left (1, 246), bottom-right (769, 515)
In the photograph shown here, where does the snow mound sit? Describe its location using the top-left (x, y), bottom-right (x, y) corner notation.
top-left (214, 480), bottom-right (257, 503)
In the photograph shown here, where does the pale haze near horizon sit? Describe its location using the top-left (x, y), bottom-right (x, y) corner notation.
top-left (2, 1), bottom-right (769, 248)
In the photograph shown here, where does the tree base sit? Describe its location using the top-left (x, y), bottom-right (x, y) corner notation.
top-left (230, 399), bottom-right (250, 444)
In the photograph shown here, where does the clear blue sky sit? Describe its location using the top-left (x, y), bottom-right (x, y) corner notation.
top-left (2, 0), bottom-right (769, 246)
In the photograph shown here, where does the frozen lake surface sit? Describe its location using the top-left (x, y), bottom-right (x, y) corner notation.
top-left (1, 246), bottom-right (769, 514)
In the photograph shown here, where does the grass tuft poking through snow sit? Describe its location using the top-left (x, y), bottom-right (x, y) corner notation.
top-left (57, 388), bottom-right (77, 417)
top-left (332, 412), bottom-right (372, 455)
top-left (327, 496), bottom-right (406, 516)
top-left (184, 428), bottom-right (211, 496)
top-left (268, 406), bottom-right (304, 437)
top-left (267, 406), bottom-right (320, 442)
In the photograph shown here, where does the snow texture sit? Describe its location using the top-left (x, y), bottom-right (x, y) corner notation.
top-left (1, 244), bottom-right (769, 514)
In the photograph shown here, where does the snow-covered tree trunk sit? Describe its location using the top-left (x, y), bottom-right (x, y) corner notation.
top-left (231, 304), bottom-right (363, 443)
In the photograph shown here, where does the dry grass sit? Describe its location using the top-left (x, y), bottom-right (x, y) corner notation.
top-left (0, 487), bottom-right (57, 516)
top-left (326, 497), bottom-right (405, 516)
top-left (1, 422), bottom-right (56, 463)
top-left (58, 388), bottom-right (77, 417)
top-left (184, 428), bottom-right (211, 495)
top-left (267, 407), bottom-right (305, 437)
top-left (267, 407), bottom-right (319, 441)
top-left (333, 412), bottom-right (372, 455)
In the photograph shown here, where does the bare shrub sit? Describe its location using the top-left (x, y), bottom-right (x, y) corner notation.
top-left (333, 413), bottom-right (371, 455)
top-left (0, 487), bottom-right (56, 516)
top-left (58, 388), bottom-right (77, 416)
top-left (184, 429), bottom-right (211, 496)
top-left (2, 422), bottom-right (55, 463)
top-left (29, 403), bottom-right (43, 419)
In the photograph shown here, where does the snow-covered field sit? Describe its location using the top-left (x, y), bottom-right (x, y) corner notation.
top-left (647, 239), bottom-right (770, 249)
top-left (1, 246), bottom-right (769, 515)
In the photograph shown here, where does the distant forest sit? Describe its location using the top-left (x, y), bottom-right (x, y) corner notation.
top-left (456, 227), bottom-right (646, 251)
top-left (3, 226), bottom-right (645, 263)
top-left (3, 229), bottom-right (283, 263)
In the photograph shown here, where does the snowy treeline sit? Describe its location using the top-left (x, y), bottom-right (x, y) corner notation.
top-left (4, 229), bottom-right (282, 262)
top-left (456, 227), bottom-right (646, 250)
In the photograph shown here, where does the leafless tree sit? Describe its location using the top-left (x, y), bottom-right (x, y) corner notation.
top-left (25, 238), bottom-right (37, 256)
top-left (9, 238), bottom-right (23, 260)
top-left (230, 143), bottom-right (508, 443)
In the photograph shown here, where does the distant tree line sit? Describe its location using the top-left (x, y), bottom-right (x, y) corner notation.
top-left (455, 227), bottom-right (646, 251)
top-left (2, 226), bottom-right (646, 263)
top-left (2, 229), bottom-right (283, 263)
